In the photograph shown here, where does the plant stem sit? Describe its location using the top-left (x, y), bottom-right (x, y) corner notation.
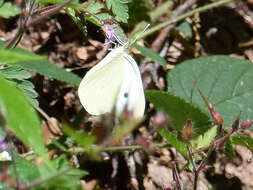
top-left (67, 143), bottom-right (170, 154)
top-left (137, 0), bottom-right (239, 40)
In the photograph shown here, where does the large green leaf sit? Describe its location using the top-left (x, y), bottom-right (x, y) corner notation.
top-left (146, 90), bottom-right (210, 134)
top-left (167, 56), bottom-right (253, 127)
top-left (0, 74), bottom-right (51, 167)
top-left (0, 44), bottom-right (81, 86)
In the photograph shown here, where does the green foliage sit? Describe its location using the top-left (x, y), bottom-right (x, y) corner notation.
top-left (176, 21), bottom-right (193, 38)
top-left (134, 44), bottom-right (167, 69)
top-left (3, 154), bottom-right (87, 189)
top-left (105, 0), bottom-right (131, 23)
top-left (232, 134), bottom-right (253, 150)
top-left (167, 55), bottom-right (253, 127)
top-left (0, 66), bottom-right (39, 107)
top-left (191, 125), bottom-right (217, 150)
top-left (0, 42), bottom-right (81, 86)
top-left (114, 119), bottom-right (141, 141)
top-left (0, 0), bottom-right (20, 18)
top-left (62, 123), bottom-right (96, 148)
top-left (224, 138), bottom-right (235, 161)
top-left (128, 0), bottom-right (151, 26)
top-left (0, 74), bottom-right (51, 168)
top-left (159, 129), bottom-right (188, 158)
top-left (146, 90), bottom-right (210, 135)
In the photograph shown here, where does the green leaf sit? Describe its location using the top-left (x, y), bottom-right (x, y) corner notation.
top-left (62, 123), bottom-right (96, 148)
top-left (128, 0), bottom-right (151, 26)
top-left (105, 0), bottom-right (131, 23)
top-left (192, 125), bottom-right (217, 150)
top-left (7, 152), bottom-right (41, 183)
top-left (159, 129), bottom-right (187, 158)
top-left (0, 65), bottom-right (31, 79)
top-left (224, 138), bottom-right (235, 161)
top-left (231, 134), bottom-right (253, 149)
top-left (176, 21), bottom-right (193, 38)
top-left (0, 66), bottom-right (39, 107)
top-left (0, 74), bottom-right (51, 168)
top-left (4, 154), bottom-right (87, 190)
top-left (37, 156), bottom-right (87, 190)
top-left (146, 90), bottom-right (210, 135)
top-left (167, 55), bottom-right (253, 128)
top-left (0, 45), bottom-right (81, 86)
top-left (114, 119), bottom-right (141, 141)
top-left (0, 1), bottom-right (21, 18)
top-left (134, 44), bottom-right (167, 69)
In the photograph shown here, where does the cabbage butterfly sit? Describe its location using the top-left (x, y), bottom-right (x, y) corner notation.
top-left (78, 44), bottom-right (145, 119)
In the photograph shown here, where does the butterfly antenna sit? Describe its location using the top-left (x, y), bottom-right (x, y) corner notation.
top-left (130, 24), bottom-right (150, 45)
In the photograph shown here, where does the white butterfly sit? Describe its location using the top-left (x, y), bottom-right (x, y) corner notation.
top-left (78, 45), bottom-right (145, 119)
top-left (0, 151), bottom-right (11, 161)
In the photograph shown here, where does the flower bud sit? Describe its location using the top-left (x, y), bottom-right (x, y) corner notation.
top-left (210, 107), bottom-right (223, 126)
top-left (241, 120), bottom-right (253, 129)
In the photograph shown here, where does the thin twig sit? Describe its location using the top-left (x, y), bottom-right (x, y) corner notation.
top-left (137, 0), bottom-right (238, 42)
top-left (67, 143), bottom-right (170, 154)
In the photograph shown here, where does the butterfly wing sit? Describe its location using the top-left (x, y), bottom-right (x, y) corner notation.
top-left (115, 53), bottom-right (145, 119)
top-left (78, 48), bottom-right (125, 115)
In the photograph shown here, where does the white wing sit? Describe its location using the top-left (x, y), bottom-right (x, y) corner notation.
top-left (115, 53), bottom-right (145, 119)
top-left (78, 47), bottom-right (126, 115)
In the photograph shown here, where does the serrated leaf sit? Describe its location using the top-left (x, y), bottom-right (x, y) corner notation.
top-left (231, 134), bottom-right (253, 149)
top-left (21, 88), bottom-right (39, 107)
top-left (85, 0), bottom-right (104, 13)
top-left (0, 1), bottom-right (21, 18)
top-left (105, 0), bottom-right (130, 23)
top-left (17, 80), bottom-right (35, 90)
top-left (134, 44), bottom-right (167, 69)
top-left (192, 125), bottom-right (217, 150)
top-left (0, 43), bottom-right (81, 86)
top-left (159, 129), bottom-right (187, 158)
top-left (0, 66), bottom-right (31, 79)
top-left (167, 55), bottom-right (253, 128)
top-left (146, 90), bottom-right (210, 135)
top-left (0, 74), bottom-right (52, 168)
top-left (224, 138), bottom-right (235, 161)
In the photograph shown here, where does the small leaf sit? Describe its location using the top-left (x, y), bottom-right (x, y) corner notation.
top-left (114, 119), bottom-right (141, 141)
top-left (192, 125), bottom-right (217, 150)
top-left (0, 74), bottom-right (51, 168)
top-left (17, 80), bottom-right (35, 90)
top-left (146, 90), bottom-right (210, 135)
top-left (224, 138), bottom-right (235, 161)
top-left (62, 123), bottom-right (96, 148)
top-left (0, 66), bottom-right (31, 79)
top-left (105, 0), bottom-right (131, 23)
top-left (159, 129), bottom-right (187, 158)
top-left (176, 21), bottom-right (193, 38)
top-left (231, 134), bottom-right (253, 149)
top-left (134, 44), bottom-right (167, 69)
top-left (0, 1), bottom-right (21, 18)
top-left (167, 55), bottom-right (253, 127)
